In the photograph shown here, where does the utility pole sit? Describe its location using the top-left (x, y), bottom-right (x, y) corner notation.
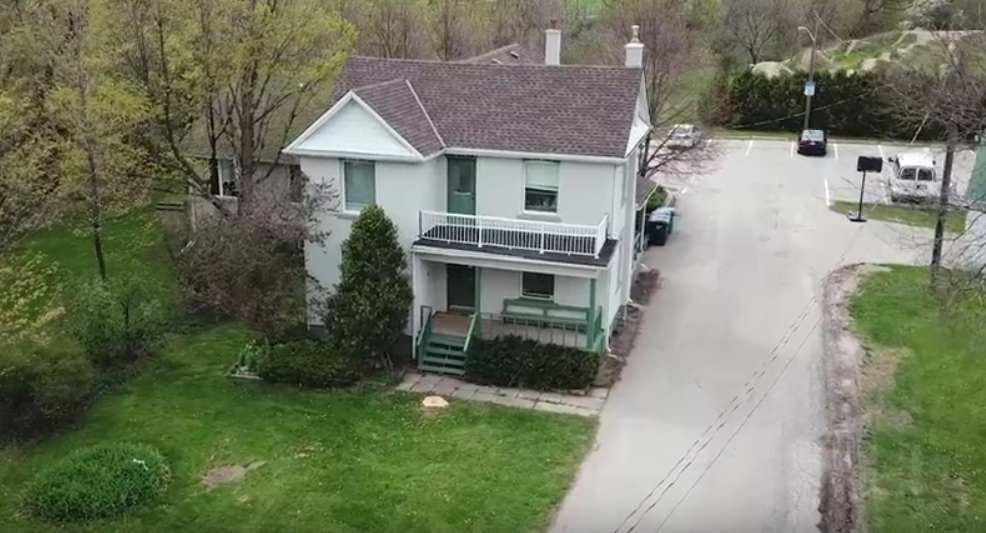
top-left (799, 16), bottom-right (819, 131)
top-left (930, 42), bottom-right (963, 292)
top-left (931, 127), bottom-right (957, 291)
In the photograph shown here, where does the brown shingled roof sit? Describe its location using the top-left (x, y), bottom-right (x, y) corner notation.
top-left (330, 57), bottom-right (642, 159)
top-left (353, 79), bottom-right (444, 156)
top-left (459, 43), bottom-right (543, 65)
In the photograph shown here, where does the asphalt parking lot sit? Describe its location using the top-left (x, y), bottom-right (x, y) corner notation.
top-left (713, 138), bottom-right (977, 207)
top-left (551, 138), bottom-right (960, 533)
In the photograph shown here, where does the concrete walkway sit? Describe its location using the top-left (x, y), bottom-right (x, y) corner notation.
top-left (397, 371), bottom-right (608, 416)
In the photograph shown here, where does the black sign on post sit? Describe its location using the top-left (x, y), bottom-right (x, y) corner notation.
top-left (847, 156), bottom-right (881, 222)
top-left (856, 156), bottom-right (883, 173)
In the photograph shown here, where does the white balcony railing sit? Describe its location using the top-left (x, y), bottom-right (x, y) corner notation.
top-left (418, 211), bottom-right (610, 258)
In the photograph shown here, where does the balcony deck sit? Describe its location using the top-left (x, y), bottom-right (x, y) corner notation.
top-left (415, 211), bottom-right (617, 267)
top-left (432, 312), bottom-right (587, 349)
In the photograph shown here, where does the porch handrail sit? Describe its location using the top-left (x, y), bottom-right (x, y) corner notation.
top-left (418, 210), bottom-right (607, 257)
top-left (414, 305), bottom-right (434, 362)
top-left (463, 311), bottom-right (482, 353)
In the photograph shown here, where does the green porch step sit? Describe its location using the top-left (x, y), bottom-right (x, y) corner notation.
top-left (419, 333), bottom-right (468, 376)
top-left (428, 334), bottom-right (466, 348)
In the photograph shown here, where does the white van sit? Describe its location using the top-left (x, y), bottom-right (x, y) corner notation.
top-left (887, 150), bottom-right (941, 204)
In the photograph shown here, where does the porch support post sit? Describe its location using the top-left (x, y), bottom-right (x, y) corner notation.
top-left (474, 266), bottom-right (482, 337)
top-left (637, 207), bottom-right (646, 252)
top-left (587, 277), bottom-right (597, 349)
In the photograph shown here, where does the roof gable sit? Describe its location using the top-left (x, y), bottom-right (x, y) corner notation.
top-left (286, 92), bottom-right (421, 159)
top-left (354, 79), bottom-right (444, 156)
top-left (325, 57), bottom-right (643, 159)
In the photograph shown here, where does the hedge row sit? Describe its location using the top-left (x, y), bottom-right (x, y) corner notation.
top-left (464, 335), bottom-right (600, 391)
top-left (709, 69), bottom-right (944, 141)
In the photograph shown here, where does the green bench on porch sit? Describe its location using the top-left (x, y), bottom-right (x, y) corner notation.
top-left (500, 298), bottom-right (590, 332)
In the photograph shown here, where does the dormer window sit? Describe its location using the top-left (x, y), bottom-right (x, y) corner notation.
top-left (523, 160), bottom-right (560, 213)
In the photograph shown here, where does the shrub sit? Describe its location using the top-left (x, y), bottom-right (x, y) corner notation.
top-left (22, 442), bottom-right (171, 523)
top-left (256, 339), bottom-right (359, 388)
top-left (464, 335), bottom-right (600, 391)
top-left (65, 277), bottom-right (165, 374)
top-left (716, 69), bottom-right (942, 140)
top-left (323, 205), bottom-right (413, 369)
top-left (0, 341), bottom-right (95, 443)
top-left (646, 186), bottom-right (668, 212)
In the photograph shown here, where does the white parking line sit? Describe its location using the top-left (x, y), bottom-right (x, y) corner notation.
top-left (878, 144), bottom-right (884, 158)
top-left (745, 139), bottom-right (754, 156)
top-left (790, 142), bottom-right (794, 158)
top-left (833, 143), bottom-right (839, 160)
top-left (824, 179), bottom-right (832, 206)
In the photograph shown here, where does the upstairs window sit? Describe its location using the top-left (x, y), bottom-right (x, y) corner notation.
top-left (524, 160), bottom-right (559, 213)
top-left (342, 160), bottom-right (376, 212)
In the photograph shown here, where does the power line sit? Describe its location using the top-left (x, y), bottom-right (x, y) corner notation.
top-left (609, 225), bottom-right (868, 533)
top-left (652, 313), bottom-right (824, 533)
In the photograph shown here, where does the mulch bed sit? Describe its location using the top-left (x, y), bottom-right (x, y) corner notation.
top-left (594, 268), bottom-right (661, 387)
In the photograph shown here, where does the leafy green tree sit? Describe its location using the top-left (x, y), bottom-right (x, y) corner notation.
top-left (323, 205), bottom-right (413, 369)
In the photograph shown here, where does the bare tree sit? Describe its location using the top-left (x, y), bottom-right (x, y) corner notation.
top-left (601, 0), bottom-right (722, 181)
top-left (167, 179), bottom-right (336, 342)
top-left (890, 31), bottom-right (986, 290)
top-left (720, 0), bottom-right (792, 64)
top-left (362, 0), bottom-right (424, 59)
top-left (427, 0), bottom-right (472, 60)
top-left (481, 0), bottom-right (546, 49)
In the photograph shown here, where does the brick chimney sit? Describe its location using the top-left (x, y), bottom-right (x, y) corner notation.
top-left (625, 25), bottom-right (643, 68)
top-left (545, 19), bottom-right (561, 66)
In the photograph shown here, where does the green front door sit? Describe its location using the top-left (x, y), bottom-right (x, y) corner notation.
top-left (446, 264), bottom-right (476, 314)
top-left (447, 156), bottom-right (476, 215)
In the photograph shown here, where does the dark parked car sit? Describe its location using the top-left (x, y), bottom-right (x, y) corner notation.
top-left (797, 129), bottom-right (828, 156)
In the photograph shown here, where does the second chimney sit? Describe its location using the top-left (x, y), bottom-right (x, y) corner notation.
top-left (625, 25), bottom-right (644, 68)
top-left (545, 19), bottom-right (561, 66)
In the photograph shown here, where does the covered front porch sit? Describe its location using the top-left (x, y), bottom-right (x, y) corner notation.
top-left (411, 248), bottom-right (611, 376)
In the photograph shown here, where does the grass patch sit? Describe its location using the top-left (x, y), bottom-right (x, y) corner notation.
top-left (1, 213), bottom-right (595, 532)
top-left (851, 265), bottom-right (986, 532)
top-left (0, 324), bottom-right (596, 532)
top-left (828, 201), bottom-right (967, 233)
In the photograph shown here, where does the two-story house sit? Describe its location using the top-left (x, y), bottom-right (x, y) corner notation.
top-left (284, 23), bottom-right (654, 375)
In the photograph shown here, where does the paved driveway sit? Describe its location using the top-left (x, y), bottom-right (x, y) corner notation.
top-left (549, 139), bottom-right (973, 533)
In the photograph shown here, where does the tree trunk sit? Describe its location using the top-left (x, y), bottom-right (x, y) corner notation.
top-left (930, 131), bottom-right (956, 292)
top-left (86, 152), bottom-right (109, 282)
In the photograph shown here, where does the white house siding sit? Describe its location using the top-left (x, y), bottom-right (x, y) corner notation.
top-left (298, 101), bottom-right (417, 158)
top-left (469, 156), bottom-right (617, 228)
top-left (476, 269), bottom-right (591, 315)
top-left (302, 155), bottom-right (441, 324)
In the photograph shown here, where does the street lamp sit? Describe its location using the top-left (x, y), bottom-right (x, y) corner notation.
top-left (798, 22), bottom-right (819, 131)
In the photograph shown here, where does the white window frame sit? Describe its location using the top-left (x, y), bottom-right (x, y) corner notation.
top-left (341, 159), bottom-right (376, 213)
top-left (217, 158), bottom-right (239, 198)
top-left (523, 160), bottom-right (560, 214)
top-left (521, 272), bottom-right (555, 300)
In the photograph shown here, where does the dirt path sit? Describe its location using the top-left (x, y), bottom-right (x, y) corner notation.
top-left (817, 264), bottom-right (888, 533)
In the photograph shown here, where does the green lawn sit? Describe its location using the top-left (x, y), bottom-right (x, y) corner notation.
top-left (1, 213), bottom-right (596, 532)
top-left (829, 201), bottom-right (967, 234)
top-left (851, 266), bottom-right (986, 532)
